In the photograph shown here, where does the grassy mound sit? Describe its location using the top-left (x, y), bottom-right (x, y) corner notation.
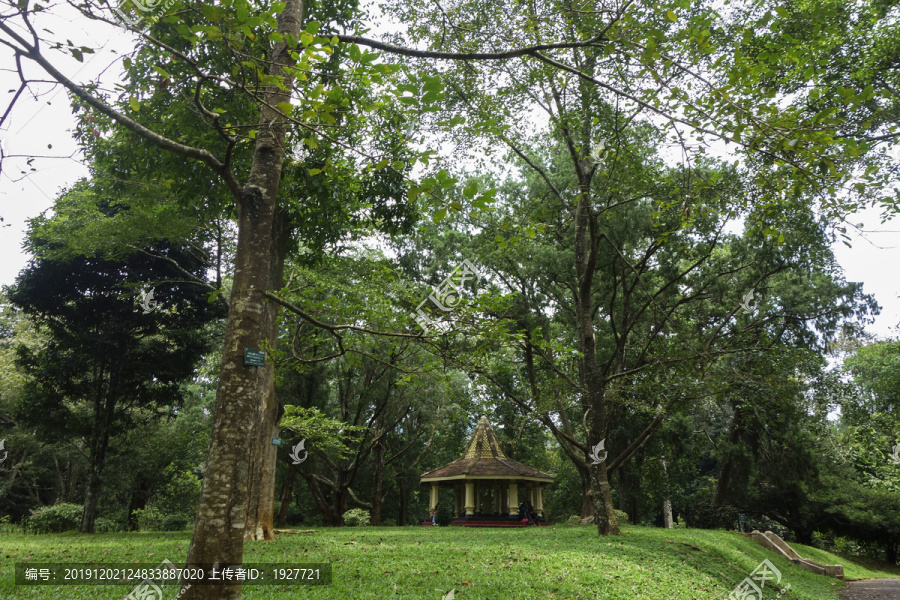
top-left (1, 524), bottom-right (897, 599)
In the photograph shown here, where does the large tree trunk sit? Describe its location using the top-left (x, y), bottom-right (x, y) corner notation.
top-left (243, 207), bottom-right (291, 542)
top-left (572, 174), bottom-right (620, 535)
top-left (300, 470), bottom-right (345, 526)
top-left (126, 475), bottom-right (156, 532)
top-left (661, 456), bottom-right (673, 529)
top-left (712, 407), bottom-right (744, 508)
top-left (398, 476), bottom-right (409, 526)
top-left (275, 462), bottom-right (297, 527)
top-left (181, 2), bottom-right (303, 596)
top-left (370, 440), bottom-right (387, 525)
top-left (80, 371), bottom-right (117, 534)
top-left (182, 180), bottom-right (277, 599)
top-left (53, 443), bottom-right (83, 504)
top-left (579, 465), bottom-right (593, 518)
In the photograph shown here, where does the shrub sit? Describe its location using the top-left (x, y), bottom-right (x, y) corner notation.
top-left (343, 508), bottom-right (370, 527)
top-left (152, 467), bottom-right (202, 519)
top-left (614, 509), bottom-right (630, 525)
top-left (283, 505), bottom-right (305, 526)
top-left (380, 518), bottom-right (396, 526)
top-left (133, 506), bottom-right (164, 532)
top-left (26, 504), bottom-right (83, 533)
top-left (435, 503), bottom-right (453, 526)
top-left (161, 514), bottom-right (189, 531)
top-left (567, 514), bottom-right (581, 524)
top-left (682, 500), bottom-right (737, 530)
top-left (93, 517), bottom-right (118, 533)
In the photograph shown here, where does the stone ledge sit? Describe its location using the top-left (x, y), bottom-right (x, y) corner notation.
top-left (743, 530), bottom-right (844, 580)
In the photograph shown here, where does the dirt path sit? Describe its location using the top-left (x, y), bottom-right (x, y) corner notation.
top-left (840, 579), bottom-right (900, 600)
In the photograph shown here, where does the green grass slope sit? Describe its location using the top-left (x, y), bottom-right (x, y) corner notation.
top-left (1, 525), bottom-right (897, 599)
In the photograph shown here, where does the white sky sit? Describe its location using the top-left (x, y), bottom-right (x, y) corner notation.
top-left (1, 4), bottom-right (898, 341)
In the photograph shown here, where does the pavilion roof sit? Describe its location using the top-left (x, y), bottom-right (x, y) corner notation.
top-left (420, 416), bottom-right (553, 483)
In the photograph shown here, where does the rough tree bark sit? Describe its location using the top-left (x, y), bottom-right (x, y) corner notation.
top-left (126, 475), bottom-right (157, 531)
top-left (661, 456), bottom-right (673, 529)
top-left (712, 406), bottom-right (745, 508)
top-left (398, 476), bottom-right (409, 526)
top-left (275, 462), bottom-right (297, 527)
top-left (243, 207), bottom-right (292, 541)
top-left (180, 1), bottom-right (304, 596)
top-left (80, 367), bottom-right (117, 533)
top-left (370, 437), bottom-right (387, 526)
top-left (572, 147), bottom-right (620, 534)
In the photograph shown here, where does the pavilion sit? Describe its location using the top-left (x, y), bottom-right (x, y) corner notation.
top-left (420, 416), bottom-right (554, 526)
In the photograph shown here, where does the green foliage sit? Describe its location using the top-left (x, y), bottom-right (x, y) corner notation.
top-left (682, 500), bottom-right (738, 531)
top-left (844, 340), bottom-right (900, 419)
top-left (615, 509), bottom-right (630, 525)
top-left (434, 503), bottom-right (453, 526)
top-left (93, 518), bottom-right (119, 533)
top-left (151, 467), bottom-right (203, 521)
top-left (25, 504), bottom-right (83, 534)
top-left (133, 507), bottom-right (164, 532)
top-left (342, 508), bottom-right (370, 527)
top-left (277, 503), bottom-right (305, 526)
top-left (161, 514), bottom-right (190, 531)
top-left (279, 406), bottom-right (363, 458)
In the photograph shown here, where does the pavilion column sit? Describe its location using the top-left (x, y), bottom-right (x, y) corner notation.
top-left (430, 484), bottom-right (440, 512)
top-left (507, 482), bottom-right (518, 514)
top-left (465, 482), bottom-right (475, 516)
top-left (474, 482), bottom-right (480, 514)
top-left (500, 484), bottom-right (507, 515)
top-left (535, 485), bottom-right (544, 517)
top-left (493, 483), bottom-right (500, 515)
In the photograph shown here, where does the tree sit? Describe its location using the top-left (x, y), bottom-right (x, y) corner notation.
top-left (3, 4), bottom-right (895, 595)
top-left (6, 198), bottom-right (222, 531)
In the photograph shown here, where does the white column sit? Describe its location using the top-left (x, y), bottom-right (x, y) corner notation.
top-left (535, 486), bottom-right (544, 517)
top-left (465, 482), bottom-right (475, 515)
top-left (507, 482), bottom-right (518, 514)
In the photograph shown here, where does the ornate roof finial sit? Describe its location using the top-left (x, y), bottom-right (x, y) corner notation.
top-left (462, 416), bottom-right (508, 460)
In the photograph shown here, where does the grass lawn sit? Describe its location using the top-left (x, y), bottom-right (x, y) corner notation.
top-left (2, 524), bottom-right (898, 599)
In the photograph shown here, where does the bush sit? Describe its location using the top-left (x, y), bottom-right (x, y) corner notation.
top-left (161, 514), bottom-right (189, 531)
top-left (283, 504), bottom-right (305, 526)
top-left (380, 518), bottom-right (396, 526)
top-left (567, 514), bottom-right (581, 524)
top-left (152, 467), bottom-right (202, 519)
top-left (93, 517), bottom-right (118, 533)
top-left (614, 509), bottom-right (630, 524)
top-left (682, 500), bottom-right (737, 530)
top-left (26, 504), bottom-right (83, 533)
top-left (435, 503), bottom-right (453, 526)
top-left (133, 506), bottom-right (164, 532)
top-left (343, 508), bottom-right (370, 527)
